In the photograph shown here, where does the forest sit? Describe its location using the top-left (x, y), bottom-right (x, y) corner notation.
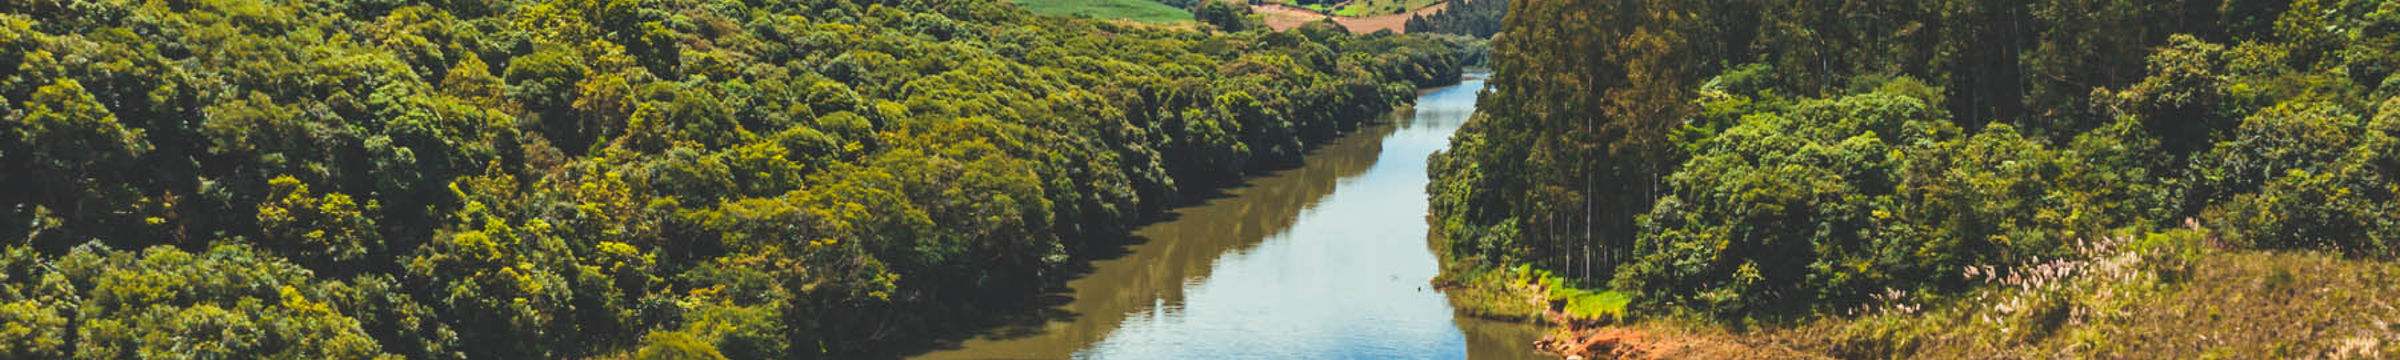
top-left (1430, 0), bottom-right (2400, 356)
top-left (1401, 0), bottom-right (1500, 39)
top-left (0, 0), bottom-right (1464, 357)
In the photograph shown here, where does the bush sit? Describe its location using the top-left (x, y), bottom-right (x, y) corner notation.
top-left (1618, 88), bottom-right (1953, 316)
top-left (1618, 82), bottom-right (2177, 317)
top-left (2196, 100), bottom-right (2400, 254)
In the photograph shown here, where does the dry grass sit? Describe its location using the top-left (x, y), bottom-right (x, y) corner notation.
top-left (1770, 250), bottom-right (2400, 359)
top-left (1251, 4), bottom-right (1328, 32)
top-left (1527, 230), bottom-right (2400, 359)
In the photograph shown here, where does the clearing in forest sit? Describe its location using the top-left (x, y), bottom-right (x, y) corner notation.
top-left (1011, 0), bottom-right (1194, 23)
top-left (1252, 1), bottom-right (1446, 33)
top-left (1331, 0), bottom-right (1443, 17)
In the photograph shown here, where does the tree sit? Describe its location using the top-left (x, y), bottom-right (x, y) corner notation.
top-left (1404, 0), bottom-right (1505, 38)
top-left (54, 244), bottom-right (392, 359)
top-left (634, 331), bottom-right (729, 360)
top-left (1431, 0), bottom-right (1699, 284)
top-left (257, 175), bottom-right (384, 267)
top-left (2197, 100), bottom-right (2400, 253)
top-left (8, 79), bottom-right (151, 249)
top-left (1617, 90), bottom-right (1956, 315)
top-left (1193, 2), bottom-right (1257, 33)
top-left (0, 0), bottom-right (1464, 356)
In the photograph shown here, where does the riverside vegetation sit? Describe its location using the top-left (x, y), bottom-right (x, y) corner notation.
top-left (0, 0), bottom-right (1466, 357)
top-left (1429, 0), bottom-right (2400, 357)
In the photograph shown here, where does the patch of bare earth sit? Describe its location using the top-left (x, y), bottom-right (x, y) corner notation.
top-left (1250, 3), bottom-right (1325, 31)
top-left (1537, 324), bottom-right (1830, 360)
top-left (1248, 2), bottom-right (1445, 33)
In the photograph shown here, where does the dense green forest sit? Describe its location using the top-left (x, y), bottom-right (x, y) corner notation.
top-left (0, 0), bottom-right (1461, 357)
top-left (1432, 0), bottom-right (2400, 328)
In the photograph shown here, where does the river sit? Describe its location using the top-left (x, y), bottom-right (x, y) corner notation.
top-left (910, 76), bottom-right (1548, 359)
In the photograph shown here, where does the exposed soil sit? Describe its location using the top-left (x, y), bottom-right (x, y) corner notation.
top-left (1249, 2), bottom-right (1446, 34)
top-left (1537, 325), bottom-right (1830, 360)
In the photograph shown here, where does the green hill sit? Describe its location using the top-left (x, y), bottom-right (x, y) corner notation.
top-left (0, 0), bottom-right (1465, 358)
top-left (1433, 0), bottom-right (2400, 357)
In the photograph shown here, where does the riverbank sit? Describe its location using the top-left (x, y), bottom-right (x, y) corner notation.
top-left (904, 111), bottom-right (1407, 359)
top-left (911, 76), bottom-right (1549, 359)
top-left (1455, 232), bottom-right (2400, 359)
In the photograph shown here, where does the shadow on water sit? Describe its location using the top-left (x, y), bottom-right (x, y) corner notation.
top-left (881, 113), bottom-right (1402, 360)
top-left (894, 76), bottom-right (1545, 359)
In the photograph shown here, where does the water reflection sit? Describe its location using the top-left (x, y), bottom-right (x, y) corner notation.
top-left (912, 78), bottom-right (1544, 359)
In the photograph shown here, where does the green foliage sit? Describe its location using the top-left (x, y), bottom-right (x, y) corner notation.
top-left (258, 176), bottom-right (383, 266)
top-left (1541, 279), bottom-right (1631, 322)
top-left (669, 304), bottom-right (787, 359)
top-left (38, 243), bottom-right (394, 359)
top-left (8, 79), bottom-right (152, 248)
top-left (0, 299), bottom-right (69, 358)
top-left (1404, 0), bottom-right (1504, 38)
top-left (2197, 99), bottom-right (2400, 254)
top-left (2193, 102), bottom-right (2378, 203)
top-left (1616, 89), bottom-right (1960, 316)
top-left (1194, 1), bottom-right (1258, 33)
top-left (0, 0), bottom-right (1464, 356)
top-left (1428, 0), bottom-right (1697, 289)
top-left (1437, 0), bottom-right (2400, 325)
top-left (1559, 290), bottom-right (1631, 322)
top-left (14, 79), bottom-right (147, 180)
top-left (634, 331), bottom-right (730, 360)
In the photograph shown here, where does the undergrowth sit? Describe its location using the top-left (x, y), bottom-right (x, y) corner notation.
top-left (1437, 264), bottom-right (1630, 324)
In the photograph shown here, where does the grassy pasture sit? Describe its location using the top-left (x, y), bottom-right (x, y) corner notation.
top-left (1011, 0), bottom-right (1193, 23)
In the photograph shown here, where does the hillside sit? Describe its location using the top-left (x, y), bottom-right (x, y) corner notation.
top-left (1429, 0), bottom-right (2400, 357)
top-left (1541, 248), bottom-right (2400, 358)
top-left (0, 0), bottom-right (1463, 357)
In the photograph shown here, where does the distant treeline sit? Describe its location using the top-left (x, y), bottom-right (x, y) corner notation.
top-left (1157, 0), bottom-right (1208, 12)
top-left (1405, 0), bottom-right (1505, 38)
top-left (0, 0), bottom-right (1462, 358)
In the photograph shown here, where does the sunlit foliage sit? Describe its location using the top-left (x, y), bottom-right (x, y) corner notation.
top-left (1432, 0), bottom-right (2400, 320)
top-left (0, 0), bottom-right (1464, 356)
